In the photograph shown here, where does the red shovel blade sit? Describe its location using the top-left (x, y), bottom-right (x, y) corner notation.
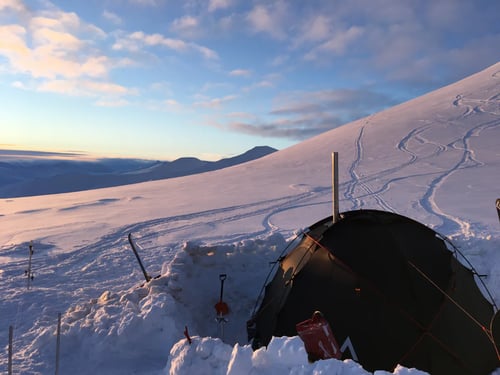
top-left (215, 301), bottom-right (229, 315)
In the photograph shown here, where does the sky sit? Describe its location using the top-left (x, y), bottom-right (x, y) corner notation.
top-left (1, 0), bottom-right (500, 161)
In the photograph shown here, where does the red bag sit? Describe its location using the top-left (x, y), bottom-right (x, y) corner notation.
top-left (296, 311), bottom-right (341, 361)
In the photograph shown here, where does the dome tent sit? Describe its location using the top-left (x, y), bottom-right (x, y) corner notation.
top-left (247, 209), bottom-right (500, 375)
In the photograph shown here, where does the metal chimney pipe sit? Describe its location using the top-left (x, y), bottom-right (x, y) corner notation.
top-left (332, 152), bottom-right (339, 223)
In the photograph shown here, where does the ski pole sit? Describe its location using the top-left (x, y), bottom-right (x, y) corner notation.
top-left (26, 241), bottom-right (34, 290)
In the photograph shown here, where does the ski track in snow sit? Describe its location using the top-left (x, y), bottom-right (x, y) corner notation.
top-left (346, 123), bottom-right (449, 194)
top-left (419, 84), bottom-right (500, 236)
top-left (419, 117), bottom-right (499, 236)
top-left (124, 189), bottom-right (324, 245)
top-left (343, 120), bottom-right (395, 212)
top-left (339, 83), bottom-right (499, 237)
top-left (59, 198), bottom-right (121, 211)
top-left (344, 125), bottom-right (365, 210)
top-left (342, 120), bottom-right (429, 214)
top-left (341, 119), bottom-right (458, 215)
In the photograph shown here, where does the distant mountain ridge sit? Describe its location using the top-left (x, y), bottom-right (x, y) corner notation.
top-left (0, 146), bottom-right (277, 198)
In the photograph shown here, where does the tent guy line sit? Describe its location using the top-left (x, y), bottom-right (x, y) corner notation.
top-left (407, 259), bottom-right (499, 359)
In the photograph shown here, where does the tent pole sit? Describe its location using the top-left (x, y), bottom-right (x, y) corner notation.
top-left (332, 152), bottom-right (339, 223)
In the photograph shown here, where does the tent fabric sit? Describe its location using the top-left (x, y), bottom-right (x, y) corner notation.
top-left (249, 209), bottom-right (499, 375)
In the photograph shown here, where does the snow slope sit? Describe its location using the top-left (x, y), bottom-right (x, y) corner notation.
top-left (0, 62), bottom-right (499, 374)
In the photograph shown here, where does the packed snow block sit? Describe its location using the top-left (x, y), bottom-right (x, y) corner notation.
top-left (251, 336), bottom-right (309, 370)
top-left (226, 343), bottom-right (253, 375)
top-left (165, 336), bottom-right (232, 374)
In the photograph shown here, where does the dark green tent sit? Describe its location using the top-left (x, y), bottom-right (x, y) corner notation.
top-left (248, 209), bottom-right (500, 374)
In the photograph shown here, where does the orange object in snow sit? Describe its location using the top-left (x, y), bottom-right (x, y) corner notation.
top-left (296, 311), bottom-right (341, 361)
top-left (215, 300), bottom-right (229, 315)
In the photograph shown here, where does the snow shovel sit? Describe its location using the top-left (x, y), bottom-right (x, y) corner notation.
top-left (215, 274), bottom-right (229, 339)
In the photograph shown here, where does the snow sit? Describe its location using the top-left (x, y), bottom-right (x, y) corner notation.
top-left (1, 62), bottom-right (500, 374)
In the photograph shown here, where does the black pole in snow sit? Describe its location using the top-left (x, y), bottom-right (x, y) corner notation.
top-left (8, 325), bottom-right (13, 375)
top-left (26, 242), bottom-right (34, 290)
top-left (128, 233), bottom-right (151, 282)
top-left (55, 313), bottom-right (61, 375)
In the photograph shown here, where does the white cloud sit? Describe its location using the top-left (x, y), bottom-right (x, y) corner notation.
top-left (0, 3), bottom-right (111, 83)
top-left (170, 15), bottom-right (199, 37)
top-left (218, 14), bottom-right (235, 30)
top-left (199, 81), bottom-right (232, 94)
top-left (31, 13), bottom-right (79, 31)
top-left (30, 11), bottom-right (105, 38)
top-left (247, 2), bottom-right (288, 40)
top-left (33, 27), bottom-right (84, 50)
top-left (242, 72), bottom-right (280, 92)
top-left (95, 98), bottom-right (130, 107)
top-left (229, 69), bottom-right (252, 77)
top-left (225, 111), bottom-right (256, 120)
top-left (226, 114), bottom-right (336, 140)
top-left (149, 81), bottom-right (173, 97)
top-left (38, 79), bottom-right (133, 97)
top-left (0, 24), bottom-right (28, 55)
top-left (271, 54), bottom-right (289, 66)
top-left (163, 98), bottom-right (184, 111)
top-left (208, 0), bottom-right (232, 12)
top-left (304, 26), bottom-right (364, 61)
top-left (102, 10), bottom-right (122, 25)
top-left (193, 95), bottom-right (237, 109)
top-left (129, 0), bottom-right (159, 6)
top-left (0, 0), bottom-right (26, 12)
top-left (221, 87), bottom-right (399, 140)
top-left (242, 80), bottom-right (274, 93)
top-left (165, 99), bottom-right (180, 106)
top-left (0, 2), bottom-right (141, 102)
top-left (283, 0), bottom-right (500, 86)
top-left (297, 15), bottom-right (331, 46)
top-left (172, 15), bottom-right (198, 29)
top-left (11, 80), bottom-right (25, 89)
top-left (114, 31), bottom-right (219, 60)
top-left (0, 24), bottom-right (110, 79)
top-left (194, 45), bottom-right (218, 60)
top-left (274, 89), bottom-right (397, 115)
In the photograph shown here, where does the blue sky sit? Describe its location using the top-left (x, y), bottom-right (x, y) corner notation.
top-left (1, 0), bottom-right (499, 161)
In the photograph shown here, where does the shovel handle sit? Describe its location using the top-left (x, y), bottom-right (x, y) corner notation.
top-left (219, 274), bottom-right (227, 302)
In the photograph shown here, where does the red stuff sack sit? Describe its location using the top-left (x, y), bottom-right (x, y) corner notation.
top-left (296, 311), bottom-right (341, 361)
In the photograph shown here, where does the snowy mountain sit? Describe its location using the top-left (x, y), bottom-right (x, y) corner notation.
top-left (0, 62), bottom-right (499, 374)
top-left (0, 146), bottom-right (277, 198)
